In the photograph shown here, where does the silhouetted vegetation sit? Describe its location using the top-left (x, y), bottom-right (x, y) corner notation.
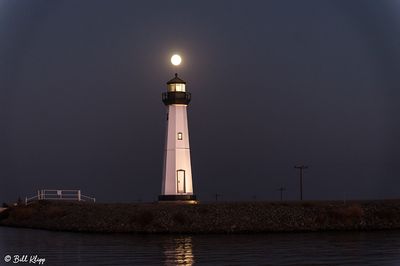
top-left (1, 200), bottom-right (400, 233)
top-left (173, 212), bottom-right (188, 225)
top-left (0, 208), bottom-right (10, 220)
top-left (137, 210), bottom-right (154, 227)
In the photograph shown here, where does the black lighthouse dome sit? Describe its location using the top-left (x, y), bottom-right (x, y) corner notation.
top-left (167, 73), bottom-right (186, 85)
top-left (162, 73), bottom-right (191, 105)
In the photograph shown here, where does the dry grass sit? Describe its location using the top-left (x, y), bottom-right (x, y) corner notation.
top-left (173, 212), bottom-right (187, 225)
top-left (10, 207), bottom-right (35, 220)
top-left (45, 206), bottom-right (67, 219)
top-left (136, 210), bottom-right (154, 227)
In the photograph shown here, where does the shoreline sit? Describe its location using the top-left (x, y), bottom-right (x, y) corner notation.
top-left (1, 200), bottom-right (400, 234)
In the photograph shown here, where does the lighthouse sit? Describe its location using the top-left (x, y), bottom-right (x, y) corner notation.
top-left (159, 57), bottom-right (196, 202)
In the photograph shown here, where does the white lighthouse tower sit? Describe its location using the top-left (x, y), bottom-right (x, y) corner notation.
top-left (159, 66), bottom-right (196, 202)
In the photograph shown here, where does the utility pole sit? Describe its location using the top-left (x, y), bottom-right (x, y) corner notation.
top-left (215, 193), bottom-right (221, 202)
top-left (294, 165), bottom-right (308, 200)
top-left (277, 187), bottom-right (286, 201)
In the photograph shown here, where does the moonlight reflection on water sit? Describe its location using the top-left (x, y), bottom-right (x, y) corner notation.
top-left (164, 237), bottom-right (194, 266)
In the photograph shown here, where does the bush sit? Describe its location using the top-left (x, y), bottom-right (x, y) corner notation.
top-left (329, 204), bottom-right (363, 223)
top-left (0, 208), bottom-right (10, 220)
top-left (11, 207), bottom-right (35, 220)
top-left (137, 211), bottom-right (154, 227)
top-left (46, 206), bottom-right (67, 219)
top-left (375, 209), bottom-right (400, 220)
top-left (173, 212), bottom-right (187, 225)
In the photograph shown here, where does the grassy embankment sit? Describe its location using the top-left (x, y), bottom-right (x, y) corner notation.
top-left (1, 200), bottom-right (400, 233)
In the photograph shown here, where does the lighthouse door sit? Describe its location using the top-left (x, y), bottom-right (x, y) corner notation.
top-left (177, 170), bottom-right (186, 193)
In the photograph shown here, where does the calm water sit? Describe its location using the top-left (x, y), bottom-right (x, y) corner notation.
top-left (1, 227), bottom-right (400, 265)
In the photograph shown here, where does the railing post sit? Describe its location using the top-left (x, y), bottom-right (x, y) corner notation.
top-left (78, 190), bottom-right (81, 201)
top-left (25, 197), bottom-right (27, 206)
top-left (38, 190), bottom-right (40, 200)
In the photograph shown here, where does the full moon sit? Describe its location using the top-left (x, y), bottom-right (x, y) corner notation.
top-left (171, 54), bottom-right (182, 66)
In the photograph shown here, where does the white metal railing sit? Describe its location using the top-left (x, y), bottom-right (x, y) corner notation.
top-left (25, 189), bottom-right (96, 205)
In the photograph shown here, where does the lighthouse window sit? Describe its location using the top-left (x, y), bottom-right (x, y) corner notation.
top-left (177, 132), bottom-right (183, 140)
top-left (169, 84), bottom-right (186, 92)
top-left (175, 84), bottom-right (183, 92)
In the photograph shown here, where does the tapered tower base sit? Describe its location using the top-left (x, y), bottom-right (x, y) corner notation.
top-left (158, 195), bottom-right (197, 201)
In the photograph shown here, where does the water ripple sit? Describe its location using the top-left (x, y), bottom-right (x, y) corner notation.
top-left (1, 228), bottom-right (400, 265)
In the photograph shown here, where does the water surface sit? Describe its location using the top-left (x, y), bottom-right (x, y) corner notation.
top-left (1, 227), bottom-right (400, 265)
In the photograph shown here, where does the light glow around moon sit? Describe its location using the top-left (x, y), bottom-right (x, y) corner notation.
top-left (171, 54), bottom-right (182, 66)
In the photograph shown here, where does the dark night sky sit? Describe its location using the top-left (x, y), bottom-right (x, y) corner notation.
top-left (1, 0), bottom-right (399, 202)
